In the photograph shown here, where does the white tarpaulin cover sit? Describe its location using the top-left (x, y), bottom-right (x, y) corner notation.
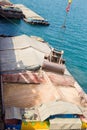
top-left (5, 107), bottom-right (22, 120)
top-left (37, 101), bottom-right (82, 121)
top-left (50, 118), bottom-right (82, 130)
top-left (0, 35), bottom-right (51, 72)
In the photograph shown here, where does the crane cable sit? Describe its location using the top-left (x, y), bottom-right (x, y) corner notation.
top-left (61, 12), bottom-right (68, 29)
top-left (61, 0), bottom-right (72, 28)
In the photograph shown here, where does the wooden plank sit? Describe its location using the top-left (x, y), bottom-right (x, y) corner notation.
top-left (3, 74), bottom-right (59, 108)
top-left (0, 75), bottom-right (4, 129)
top-left (14, 4), bottom-right (49, 25)
top-left (0, 75), bottom-right (5, 118)
top-left (15, 4), bottom-right (44, 20)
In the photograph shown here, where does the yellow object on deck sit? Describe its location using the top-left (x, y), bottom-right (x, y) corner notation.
top-left (21, 121), bottom-right (50, 130)
top-left (81, 122), bottom-right (87, 129)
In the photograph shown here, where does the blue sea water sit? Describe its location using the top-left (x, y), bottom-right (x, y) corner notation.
top-left (0, 0), bottom-right (87, 92)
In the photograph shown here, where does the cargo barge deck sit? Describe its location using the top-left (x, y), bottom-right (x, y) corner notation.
top-left (0, 35), bottom-right (87, 130)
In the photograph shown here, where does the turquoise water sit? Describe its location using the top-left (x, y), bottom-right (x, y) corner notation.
top-left (0, 0), bottom-right (87, 92)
